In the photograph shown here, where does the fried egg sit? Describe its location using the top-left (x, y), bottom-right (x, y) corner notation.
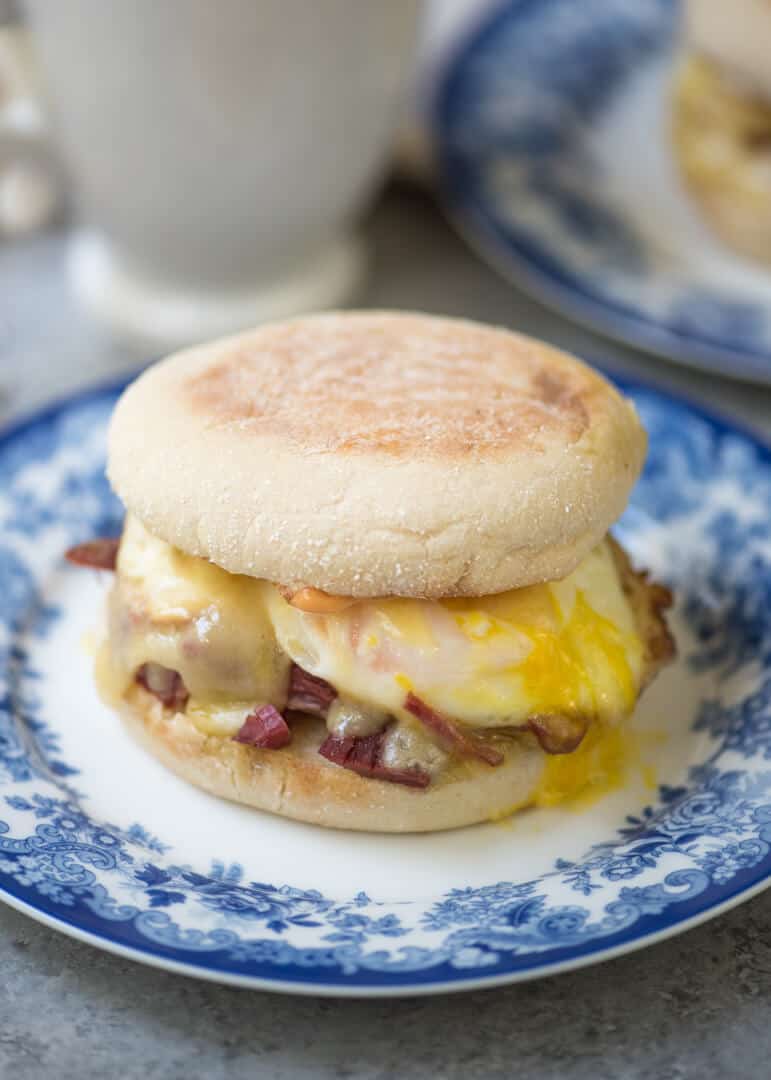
top-left (108, 517), bottom-right (643, 740)
top-left (266, 539), bottom-right (642, 728)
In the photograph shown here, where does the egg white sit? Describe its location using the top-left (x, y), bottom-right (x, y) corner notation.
top-left (108, 517), bottom-right (644, 736)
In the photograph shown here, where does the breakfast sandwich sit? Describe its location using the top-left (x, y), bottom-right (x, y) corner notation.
top-left (68, 312), bottom-right (675, 832)
top-left (673, 0), bottom-right (771, 264)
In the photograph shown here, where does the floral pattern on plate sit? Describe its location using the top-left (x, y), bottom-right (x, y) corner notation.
top-left (0, 378), bottom-right (769, 994)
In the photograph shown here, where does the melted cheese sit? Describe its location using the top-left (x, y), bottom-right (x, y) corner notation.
top-left (266, 540), bottom-right (643, 729)
top-left (106, 516), bottom-right (289, 715)
top-left (105, 518), bottom-right (645, 768)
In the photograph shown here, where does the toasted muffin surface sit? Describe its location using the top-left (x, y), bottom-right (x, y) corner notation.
top-left (108, 311), bottom-right (646, 598)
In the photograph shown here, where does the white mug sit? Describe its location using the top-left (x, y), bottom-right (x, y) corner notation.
top-left (23, 0), bottom-right (421, 349)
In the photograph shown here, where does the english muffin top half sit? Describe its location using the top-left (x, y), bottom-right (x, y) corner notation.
top-left (108, 311), bottom-right (645, 598)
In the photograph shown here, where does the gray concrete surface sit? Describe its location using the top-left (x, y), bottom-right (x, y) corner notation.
top-left (1, 186), bottom-right (770, 1078)
top-left (0, 894), bottom-right (769, 1080)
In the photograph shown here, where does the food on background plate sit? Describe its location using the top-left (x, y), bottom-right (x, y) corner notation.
top-left (67, 311), bottom-right (674, 832)
top-left (673, 0), bottom-right (771, 265)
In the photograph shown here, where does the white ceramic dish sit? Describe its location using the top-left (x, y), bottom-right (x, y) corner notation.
top-left (434, 0), bottom-right (771, 384)
top-left (0, 376), bottom-right (768, 995)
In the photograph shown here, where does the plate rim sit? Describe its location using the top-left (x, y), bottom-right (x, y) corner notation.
top-left (0, 373), bottom-right (769, 997)
top-left (0, 872), bottom-right (768, 999)
top-left (432, 0), bottom-right (771, 386)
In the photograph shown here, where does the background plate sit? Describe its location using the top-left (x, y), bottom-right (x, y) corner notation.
top-left (0, 377), bottom-right (769, 996)
top-left (434, 0), bottom-right (771, 384)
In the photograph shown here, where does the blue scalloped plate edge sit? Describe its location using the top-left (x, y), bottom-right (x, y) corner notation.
top-left (0, 371), bottom-right (769, 996)
top-left (0, 873), bottom-right (768, 997)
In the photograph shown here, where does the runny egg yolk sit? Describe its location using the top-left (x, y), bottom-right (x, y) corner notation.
top-left (266, 540), bottom-right (643, 730)
top-left (108, 517), bottom-right (644, 741)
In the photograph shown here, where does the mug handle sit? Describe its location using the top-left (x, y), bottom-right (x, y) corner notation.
top-left (0, 24), bottom-right (60, 234)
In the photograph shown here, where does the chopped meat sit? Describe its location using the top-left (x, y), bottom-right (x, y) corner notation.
top-left (319, 731), bottom-right (430, 788)
top-left (135, 663), bottom-right (189, 711)
top-left (527, 713), bottom-right (589, 754)
top-left (65, 537), bottom-right (120, 570)
top-left (286, 663), bottom-right (337, 716)
top-left (404, 692), bottom-right (503, 766)
top-left (609, 537), bottom-right (676, 686)
top-left (645, 582), bottom-right (677, 668)
top-left (283, 586), bottom-right (356, 614)
top-left (233, 704), bottom-right (291, 749)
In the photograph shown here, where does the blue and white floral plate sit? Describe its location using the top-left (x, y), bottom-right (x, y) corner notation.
top-left (0, 376), bottom-right (769, 997)
top-left (434, 0), bottom-right (771, 384)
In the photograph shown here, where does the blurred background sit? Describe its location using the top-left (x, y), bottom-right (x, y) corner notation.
top-left (1, 0), bottom-right (770, 430)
